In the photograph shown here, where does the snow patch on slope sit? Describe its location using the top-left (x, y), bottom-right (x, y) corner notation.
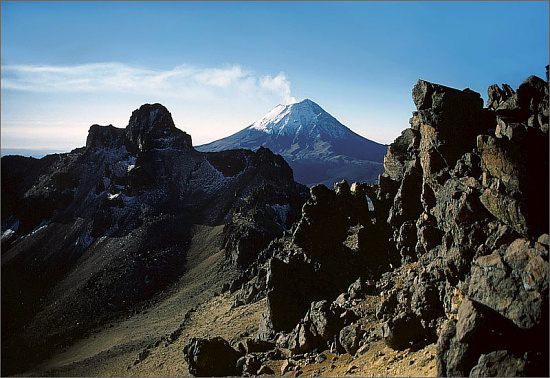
top-left (189, 159), bottom-right (233, 194)
top-left (270, 203), bottom-right (290, 226)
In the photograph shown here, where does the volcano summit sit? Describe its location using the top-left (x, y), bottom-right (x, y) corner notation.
top-left (197, 99), bottom-right (388, 187)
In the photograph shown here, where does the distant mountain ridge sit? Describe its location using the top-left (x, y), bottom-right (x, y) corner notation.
top-left (197, 99), bottom-right (387, 186)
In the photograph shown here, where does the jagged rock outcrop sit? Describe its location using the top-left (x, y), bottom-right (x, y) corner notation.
top-left (86, 124), bottom-right (126, 150)
top-left (1, 104), bottom-right (307, 376)
top-left (220, 153), bottom-right (307, 267)
top-left (372, 71), bottom-right (549, 376)
top-left (254, 178), bottom-right (395, 344)
top-left (488, 74), bottom-right (549, 132)
top-left (183, 335), bottom-right (279, 376)
top-left (125, 103), bottom-right (192, 152)
top-left (232, 70), bottom-right (548, 377)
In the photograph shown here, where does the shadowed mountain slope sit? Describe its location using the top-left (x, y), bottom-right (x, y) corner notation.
top-left (1, 103), bottom-right (308, 376)
top-left (197, 99), bottom-right (387, 186)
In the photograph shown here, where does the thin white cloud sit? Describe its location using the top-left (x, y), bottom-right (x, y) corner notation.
top-left (2, 62), bottom-right (296, 104)
top-left (193, 65), bottom-right (247, 88)
top-left (259, 72), bottom-right (297, 105)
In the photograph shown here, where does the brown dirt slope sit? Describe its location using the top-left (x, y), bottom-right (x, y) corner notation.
top-left (25, 254), bottom-right (436, 376)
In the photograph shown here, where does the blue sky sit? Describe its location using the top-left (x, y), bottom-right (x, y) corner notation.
top-left (1, 2), bottom-right (548, 155)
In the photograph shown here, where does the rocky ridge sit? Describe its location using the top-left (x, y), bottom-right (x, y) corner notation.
top-left (1, 103), bottom-right (308, 376)
top-left (184, 69), bottom-right (549, 376)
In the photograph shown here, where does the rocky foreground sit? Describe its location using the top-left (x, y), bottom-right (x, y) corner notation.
top-left (183, 70), bottom-right (549, 376)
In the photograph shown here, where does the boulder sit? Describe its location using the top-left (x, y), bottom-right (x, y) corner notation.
top-left (236, 354), bottom-right (262, 376)
top-left (258, 257), bottom-right (324, 340)
top-left (433, 177), bottom-right (487, 234)
top-left (292, 184), bottom-right (348, 255)
top-left (183, 337), bottom-right (242, 377)
top-left (469, 350), bottom-right (526, 377)
top-left (292, 321), bottom-right (317, 354)
top-left (383, 128), bottom-right (420, 182)
top-left (436, 319), bottom-right (479, 377)
top-left (412, 80), bottom-right (485, 180)
top-left (306, 300), bottom-right (341, 341)
top-left (387, 161), bottom-right (423, 227)
top-left (381, 312), bottom-right (425, 350)
top-left (468, 241), bottom-right (548, 329)
top-left (437, 293), bottom-right (548, 377)
top-left (477, 120), bottom-right (548, 237)
top-left (338, 324), bottom-right (363, 356)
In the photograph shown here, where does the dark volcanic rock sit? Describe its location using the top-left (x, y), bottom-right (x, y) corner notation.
top-left (468, 238), bottom-right (548, 329)
top-left (469, 350), bottom-right (526, 377)
top-left (86, 124), bottom-right (126, 149)
top-left (236, 354), bottom-right (262, 376)
top-left (283, 299), bottom-right (343, 354)
top-left (338, 324), bottom-right (363, 355)
top-left (371, 71), bottom-right (548, 377)
top-left (381, 312), bottom-right (425, 350)
top-left (221, 155), bottom-right (307, 267)
top-left (477, 123), bottom-right (548, 237)
top-left (183, 337), bottom-right (242, 376)
top-left (258, 256), bottom-right (324, 340)
top-left (383, 128), bottom-right (420, 182)
top-left (306, 300), bottom-right (341, 342)
top-left (238, 71), bottom-right (547, 371)
top-left (249, 71), bottom-right (548, 373)
top-left (487, 83), bottom-right (516, 111)
top-left (412, 79), bottom-right (485, 178)
top-left (125, 103), bottom-right (192, 152)
top-left (257, 177), bottom-right (392, 346)
top-left (347, 277), bottom-right (375, 300)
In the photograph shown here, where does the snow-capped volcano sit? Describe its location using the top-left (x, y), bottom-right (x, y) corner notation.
top-left (197, 99), bottom-right (387, 186)
top-left (250, 99), bottom-right (346, 139)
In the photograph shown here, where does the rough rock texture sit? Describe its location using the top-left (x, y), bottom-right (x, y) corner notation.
top-left (256, 178), bottom-right (393, 344)
top-left (338, 324), bottom-right (363, 356)
top-left (374, 72), bottom-right (549, 377)
top-left (183, 337), bottom-right (242, 376)
top-left (282, 300), bottom-right (344, 354)
top-left (234, 70), bottom-right (549, 377)
top-left (1, 104), bottom-right (307, 376)
top-left (125, 103), bottom-right (192, 152)
top-left (469, 350), bottom-right (527, 377)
